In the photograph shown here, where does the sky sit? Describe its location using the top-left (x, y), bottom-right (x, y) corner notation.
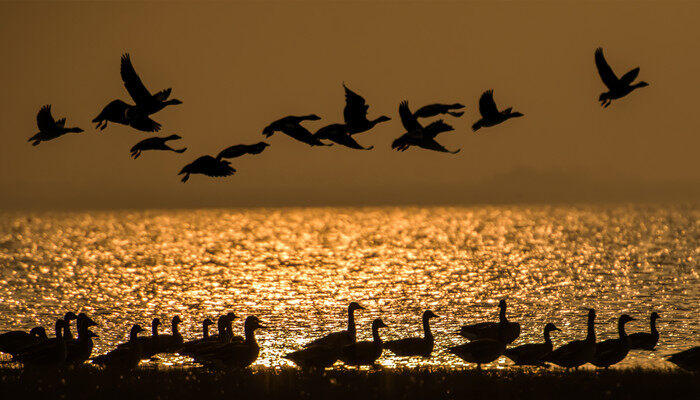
top-left (1, 1), bottom-right (699, 210)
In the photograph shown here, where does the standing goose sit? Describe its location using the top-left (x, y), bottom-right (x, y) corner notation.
top-left (503, 323), bottom-right (560, 366)
top-left (339, 318), bottom-right (388, 367)
top-left (179, 318), bottom-right (214, 355)
top-left (152, 315), bottom-right (184, 354)
top-left (304, 302), bottom-right (365, 349)
top-left (545, 309), bottom-right (597, 369)
top-left (413, 103), bottom-right (465, 118)
top-left (119, 317), bottom-right (160, 358)
top-left (314, 124), bottom-right (374, 150)
top-left (179, 155), bottom-right (236, 183)
top-left (92, 324), bottom-right (145, 371)
top-left (65, 313), bottom-right (99, 365)
top-left (130, 135), bottom-right (186, 159)
top-left (13, 320), bottom-right (68, 368)
top-left (385, 310), bottom-right (439, 358)
top-left (0, 327), bottom-right (47, 357)
top-left (216, 142), bottom-right (270, 160)
top-left (458, 300), bottom-right (520, 344)
top-left (120, 53), bottom-right (182, 115)
top-left (628, 312), bottom-right (660, 350)
top-left (92, 100), bottom-right (162, 132)
top-left (193, 316), bottom-right (265, 369)
top-left (262, 115), bottom-right (331, 147)
top-left (471, 90), bottom-right (523, 132)
top-left (592, 314), bottom-right (636, 368)
top-left (595, 48), bottom-right (649, 107)
top-left (448, 321), bottom-right (508, 369)
top-left (666, 347), bottom-right (700, 371)
top-left (392, 101), bottom-right (459, 154)
top-left (342, 83), bottom-right (390, 135)
top-left (28, 105), bottom-right (83, 146)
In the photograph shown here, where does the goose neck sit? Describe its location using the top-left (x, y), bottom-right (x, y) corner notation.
top-left (422, 315), bottom-right (433, 340)
top-left (585, 314), bottom-right (596, 343)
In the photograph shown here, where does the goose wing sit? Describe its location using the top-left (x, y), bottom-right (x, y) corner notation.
top-left (37, 105), bottom-right (56, 131)
top-left (129, 115), bottom-right (162, 132)
top-left (304, 330), bottom-right (351, 349)
top-left (121, 53), bottom-right (152, 105)
top-left (594, 48), bottom-right (619, 90)
top-left (419, 137), bottom-right (460, 154)
top-left (478, 90), bottom-right (500, 119)
top-left (619, 67), bottom-right (640, 87)
top-left (201, 157), bottom-right (236, 177)
top-left (423, 120), bottom-right (454, 138)
top-left (343, 84), bottom-right (370, 124)
top-left (399, 101), bottom-right (421, 132)
top-left (385, 337), bottom-right (425, 356)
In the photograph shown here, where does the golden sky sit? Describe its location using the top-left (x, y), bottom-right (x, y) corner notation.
top-left (1, 1), bottom-right (699, 209)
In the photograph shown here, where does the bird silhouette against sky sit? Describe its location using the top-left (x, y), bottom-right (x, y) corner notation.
top-left (413, 103), bottom-right (465, 119)
top-left (262, 115), bottom-right (331, 147)
top-left (120, 54), bottom-right (182, 115)
top-left (392, 101), bottom-right (459, 154)
top-left (342, 84), bottom-right (391, 135)
top-left (130, 135), bottom-right (187, 159)
top-left (216, 142), bottom-right (270, 160)
top-left (314, 124), bottom-right (374, 150)
top-left (28, 105), bottom-right (83, 146)
top-left (471, 90), bottom-right (523, 132)
top-left (179, 155), bottom-right (236, 182)
top-left (595, 48), bottom-right (649, 108)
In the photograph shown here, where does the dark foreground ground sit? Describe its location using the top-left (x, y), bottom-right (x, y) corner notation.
top-left (0, 366), bottom-right (697, 400)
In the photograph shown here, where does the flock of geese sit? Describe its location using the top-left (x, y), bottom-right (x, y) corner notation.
top-left (29, 48), bottom-right (648, 182)
top-left (1, 301), bottom-right (697, 372)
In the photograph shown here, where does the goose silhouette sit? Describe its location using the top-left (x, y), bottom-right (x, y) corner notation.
top-left (0, 327), bottom-right (47, 357)
top-left (392, 101), bottom-right (459, 153)
top-left (629, 312), bottom-right (661, 350)
top-left (304, 302), bottom-right (365, 349)
top-left (595, 48), bottom-right (648, 107)
top-left (92, 324), bottom-right (145, 371)
top-left (504, 323), bottom-right (560, 366)
top-left (342, 83), bottom-right (390, 134)
top-left (29, 105), bottom-right (83, 146)
top-left (179, 155), bottom-right (235, 182)
top-left (457, 300), bottom-right (520, 344)
top-left (413, 103), bottom-right (465, 119)
top-left (666, 346), bottom-right (700, 371)
top-left (591, 314), bottom-right (635, 368)
top-left (13, 319), bottom-right (68, 368)
top-left (339, 318), bottom-right (388, 367)
top-left (191, 316), bottom-right (265, 369)
top-left (216, 142), bottom-right (270, 160)
top-left (385, 310), bottom-right (438, 358)
top-left (262, 115), bottom-right (331, 147)
top-left (65, 313), bottom-right (99, 365)
top-left (314, 124), bottom-right (374, 150)
top-left (472, 90), bottom-right (523, 131)
top-left (545, 309), bottom-right (596, 369)
top-left (93, 100), bottom-right (162, 132)
top-left (120, 53), bottom-right (182, 115)
top-left (130, 135), bottom-right (186, 159)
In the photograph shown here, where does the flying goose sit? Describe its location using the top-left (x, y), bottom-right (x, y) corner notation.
top-left (339, 318), bottom-right (388, 366)
top-left (262, 115), bottom-right (330, 146)
top-left (130, 135), bottom-right (186, 159)
top-left (392, 101), bottom-right (460, 153)
top-left (304, 302), bottom-right (365, 349)
top-left (666, 346), bottom-right (700, 371)
top-left (314, 124), bottom-right (374, 150)
top-left (120, 53), bottom-right (182, 115)
top-left (413, 103), bottom-right (465, 119)
top-left (192, 316), bottom-right (265, 369)
top-left (471, 90), bottom-right (523, 131)
top-left (28, 105), bottom-right (83, 146)
top-left (13, 319), bottom-right (68, 367)
top-left (628, 312), bottom-right (660, 350)
top-left (448, 320), bottom-right (508, 369)
top-left (92, 324), bottom-right (145, 370)
top-left (179, 155), bottom-right (236, 183)
top-left (0, 327), bottom-right (47, 357)
top-left (595, 48), bottom-right (649, 107)
top-left (545, 309), bottom-right (597, 369)
top-left (93, 100), bottom-right (162, 132)
top-left (457, 300), bottom-right (520, 344)
top-left (342, 84), bottom-right (390, 134)
top-left (503, 323), bottom-right (560, 366)
top-left (216, 142), bottom-right (270, 160)
top-left (591, 314), bottom-right (635, 368)
top-left (65, 313), bottom-right (99, 365)
top-left (385, 310), bottom-right (438, 358)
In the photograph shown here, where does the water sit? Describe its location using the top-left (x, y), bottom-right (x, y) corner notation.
top-left (0, 205), bottom-right (697, 369)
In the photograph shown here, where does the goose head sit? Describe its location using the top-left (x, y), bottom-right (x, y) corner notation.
top-left (203, 318), bottom-right (214, 328)
top-left (78, 313), bottom-right (98, 328)
top-left (619, 314), bottom-right (635, 325)
top-left (54, 319), bottom-right (67, 337)
top-left (244, 316), bottom-right (266, 331)
top-left (544, 323), bottom-right (560, 333)
top-left (257, 142), bottom-right (270, 148)
top-left (64, 312), bottom-right (78, 322)
top-left (509, 111), bottom-right (524, 118)
top-left (172, 315), bottom-right (182, 326)
top-left (85, 330), bottom-right (99, 339)
top-left (650, 312), bottom-right (660, 321)
top-left (372, 318), bottom-right (388, 330)
top-left (374, 116), bottom-right (391, 123)
top-left (29, 326), bottom-right (47, 339)
top-left (225, 312), bottom-right (238, 322)
top-left (634, 81), bottom-right (649, 89)
top-left (423, 310), bottom-right (439, 320)
top-left (166, 99), bottom-right (183, 105)
top-left (304, 114), bottom-right (322, 121)
top-left (598, 92), bottom-right (611, 102)
top-left (452, 103), bottom-right (465, 108)
top-left (130, 324), bottom-right (145, 340)
top-left (349, 302), bottom-right (365, 312)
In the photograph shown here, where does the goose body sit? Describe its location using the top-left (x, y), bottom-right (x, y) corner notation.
top-left (392, 101), bottom-right (459, 153)
top-left (179, 155), bottom-right (235, 182)
top-left (314, 124), bottom-right (374, 150)
top-left (629, 312), bottom-right (660, 350)
top-left (504, 323), bottom-right (559, 366)
top-left (29, 105), bottom-right (83, 146)
top-left (130, 135), bottom-right (186, 159)
top-left (342, 84), bottom-right (390, 135)
top-left (592, 314), bottom-right (635, 368)
top-left (471, 90), bottom-right (523, 131)
top-left (92, 324), bottom-right (145, 370)
top-left (193, 316), bottom-right (265, 369)
top-left (385, 310), bottom-right (438, 358)
top-left (216, 142), bottom-right (270, 160)
top-left (0, 327), bottom-right (47, 356)
top-left (179, 318), bottom-right (214, 355)
top-left (182, 314), bottom-right (238, 357)
top-left (595, 48), bottom-right (648, 107)
top-left (93, 100), bottom-right (161, 132)
top-left (413, 103), bottom-right (465, 119)
top-left (304, 302), bottom-right (365, 350)
top-left (666, 347), bottom-right (700, 371)
top-left (118, 317), bottom-right (160, 358)
top-left (120, 53), bottom-right (182, 115)
top-left (65, 313), bottom-right (99, 365)
top-left (340, 318), bottom-right (388, 366)
top-left (13, 320), bottom-right (67, 368)
top-left (448, 338), bottom-right (506, 368)
top-left (458, 300), bottom-right (520, 344)
top-left (546, 309), bottom-right (597, 369)
top-left (151, 316), bottom-right (184, 354)
top-left (284, 344), bottom-right (340, 370)
top-left (262, 115), bottom-right (330, 147)
top-left (15, 312), bottom-right (77, 354)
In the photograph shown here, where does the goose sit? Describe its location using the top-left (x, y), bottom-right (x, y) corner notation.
top-left (28, 105), bottom-right (83, 146)
top-left (119, 317), bottom-right (160, 358)
top-left (342, 83), bottom-right (390, 134)
top-left (151, 315), bottom-right (184, 354)
top-left (284, 344), bottom-right (340, 371)
top-left (192, 316), bottom-right (265, 369)
top-left (591, 314), bottom-right (635, 368)
top-left (262, 115), bottom-right (331, 147)
top-left (182, 313), bottom-right (239, 357)
top-left (92, 100), bottom-right (162, 132)
top-left (179, 318), bottom-right (215, 355)
top-left (216, 142), bottom-right (270, 160)
top-left (339, 318), bottom-right (388, 367)
top-left (666, 347), bottom-right (700, 371)
top-left (120, 53), bottom-right (182, 115)
top-left (545, 309), bottom-right (597, 369)
top-left (471, 90), bottom-right (523, 131)
top-left (628, 312), bottom-right (660, 350)
top-left (179, 155), bottom-right (235, 183)
top-left (304, 302), bottom-right (365, 349)
top-left (13, 319), bottom-right (68, 368)
top-left (385, 310), bottom-right (439, 358)
top-left (0, 327), bottom-right (47, 357)
top-left (457, 300), bottom-right (520, 344)
top-left (595, 48), bottom-right (648, 108)
top-left (503, 323), bottom-right (560, 366)
top-left (130, 135), bottom-right (187, 159)
top-left (16, 312), bottom-right (78, 354)
top-left (392, 101), bottom-right (459, 154)
top-left (66, 313), bottom-right (99, 365)
top-left (92, 324), bottom-right (145, 371)
top-left (448, 326), bottom-right (507, 370)
top-left (314, 124), bottom-right (374, 150)
top-left (413, 103), bottom-right (465, 119)
top-left (61, 312), bottom-right (79, 341)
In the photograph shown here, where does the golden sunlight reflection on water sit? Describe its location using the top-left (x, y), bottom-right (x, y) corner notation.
top-left (0, 205), bottom-right (698, 369)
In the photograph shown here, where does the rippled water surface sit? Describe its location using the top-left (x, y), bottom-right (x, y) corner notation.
top-left (0, 205), bottom-right (698, 369)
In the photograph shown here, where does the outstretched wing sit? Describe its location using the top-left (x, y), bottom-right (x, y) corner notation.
top-left (121, 53), bottom-right (152, 105)
top-left (153, 88), bottom-right (172, 102)
top-left (424, 119), bottom-right (454, 138)
top-left (204, 158), bottom-right (236, 178)
top-left (55, 118), bottom-right (66, 127)
top-left (399, 101), bottom-right (421, 132)
top-left (419, 137), bottom-right (460, 154)
top-left (129, 115), bottom-right (161, 132)
top-left (619, 67), bottom-right (640, 87)
top-left (343, 84), bottom-right (369, 124)
top-left (478, 90), bottom-right (500, 119)
top-left (37, 105), bottom-right (56, 131)
top-left (329, 131), bottom-right (373, 150)
top-left (595, 48), bottom-right (619, 90)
